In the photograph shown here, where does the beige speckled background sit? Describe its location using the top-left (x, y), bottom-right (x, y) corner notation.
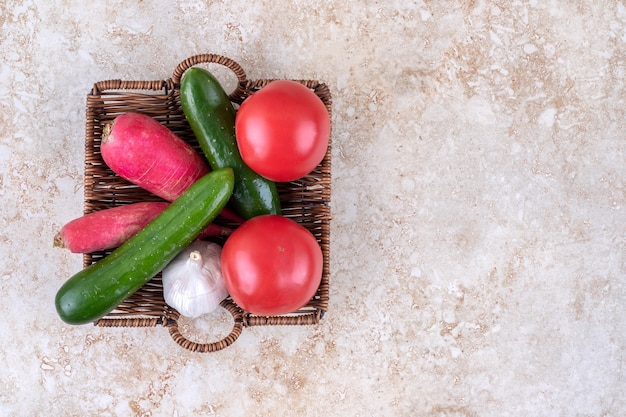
top-left (1, 1), bottom-right (625, 416)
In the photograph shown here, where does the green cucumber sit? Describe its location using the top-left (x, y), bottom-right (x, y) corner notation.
top-left (55, 168), bottom-right (235, 325)
top-left (180, 67), bottom-right (281, 219)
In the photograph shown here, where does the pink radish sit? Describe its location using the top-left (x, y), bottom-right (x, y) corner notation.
top-left (101, 112), bottom-right (208, 201)
top-left (100, 112), bottom-right (244, 223)
top-left (54, 202), bottom-right (233, 254)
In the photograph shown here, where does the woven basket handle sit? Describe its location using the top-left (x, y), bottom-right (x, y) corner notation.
top-left (171, 54), bottom-right (248, 103)
top-left (166, 299), bottom-right (244, 352)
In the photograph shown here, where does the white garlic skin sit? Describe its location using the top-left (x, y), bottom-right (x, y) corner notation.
top-left (162, 240), bottom-right (228, 318)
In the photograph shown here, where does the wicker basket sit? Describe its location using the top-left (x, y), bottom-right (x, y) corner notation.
top-left (83, 54), bottom-right (331, 352)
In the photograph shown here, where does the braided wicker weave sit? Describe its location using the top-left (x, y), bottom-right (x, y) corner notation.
top-left (84, 54), bottom-right (331, 352)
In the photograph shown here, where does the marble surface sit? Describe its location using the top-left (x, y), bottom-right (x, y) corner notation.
top-left (1, 1), bottom-right (624, 416)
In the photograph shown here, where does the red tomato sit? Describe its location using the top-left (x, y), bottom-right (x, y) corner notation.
top-left (221, 214), bottom-right (323, 315)
top-left (235, 80), bottom-right (330, 182)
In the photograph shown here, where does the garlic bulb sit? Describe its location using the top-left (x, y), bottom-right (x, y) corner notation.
top-left (162, 240), bottom-right (228, 318)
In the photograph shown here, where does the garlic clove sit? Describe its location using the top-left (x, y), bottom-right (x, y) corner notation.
top-left (162, 240), bottom-right (229, 318)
